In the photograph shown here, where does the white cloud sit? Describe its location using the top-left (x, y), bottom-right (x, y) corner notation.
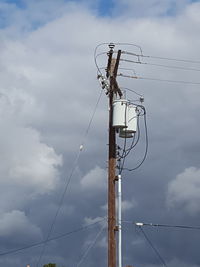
top-left (167, 167), bottom-right (200, 214)
top-left (97, 235), bottom-right (107, 248)
top-left (81, 166), bottom-right (107, 191)
top-left (0, 121), bottom-right (62, 195)
top-left (1, 1), bottom-right (200, 266)
top-left (0, 210), bottom-right (42, 240)
top-left (114, 0), bottom-right (191, 17)
top-left (121, 199), bottom-right (137, 211)
top-left (84, 216), bottom-right (105, 226)
top-left (101, 199), bottom-right (137, 212)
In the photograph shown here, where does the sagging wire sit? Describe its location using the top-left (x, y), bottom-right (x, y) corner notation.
top-left (117, 115), bottom-right (139, 174)
top-left (122, 114), bottom-right (140, 157)
top-left (120, 87), bottom-right (144, 98)
top-left (117, 105), bottom-right (148, 173)
top-left (117, 108), bottom-right (141, 173)
top-left (95, 43), bottom-right (143, 59)
top-left (0, 218), bottom-right (106, 257)
top-left (124, 108), bottom-right (148, 172)
top-left (94, 43), bottom-right (143, 77)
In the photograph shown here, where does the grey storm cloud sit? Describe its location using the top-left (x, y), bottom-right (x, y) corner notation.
top-left (0, 1), bottom-right (200, 267)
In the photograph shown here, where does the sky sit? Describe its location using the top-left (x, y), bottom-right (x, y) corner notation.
top-left (1, 0), bottom-right (200, 267)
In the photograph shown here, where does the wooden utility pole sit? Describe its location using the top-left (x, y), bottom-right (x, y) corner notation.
top-left (107, 44), bottom-right (122, 267)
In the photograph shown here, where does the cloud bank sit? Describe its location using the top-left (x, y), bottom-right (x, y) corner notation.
top-left (0, 1), bottom-right (200, 267)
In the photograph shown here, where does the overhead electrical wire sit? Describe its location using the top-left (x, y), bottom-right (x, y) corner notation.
top-left (36, 89), bottom-right (104, 267)
top-left (94, 42), bottom-right (144, 76)
top-left (95, 52), bottom-right (117, 75)
top-left (126, 110), bottom-right (148, 171)
top-left (143, 54), bottom-right (200, 64)
top-left (135, 222), bottom-right (200, 230)
top-left (118, 114), bottom-right (140, 174)
top-left (82, 89), bottom-right (103, 142)
top-left (117, 104), bottom-right (148, 174)
top-left (120, 87), bottom-right (143, 98)
top-left (95, 43), bottom-right (143, 59)
top-left (139, 226), bottom-right (168, 267)
top-left (122, 50), bottom-right (200, 64)
top-left (122, 115), bottom-right (140, 157)
top-left (0, 218), bottom-right (106, 257)
top-left (118, 103), bottom-right (129, 174)
top-left (123, 220), bottom-right (200, 231)
top-left (143, 62), bottom-right (200, 72)
top-left (94, 44), bottom-right (200, 266)
top-left (118, 73), bottom-right (200, 85)
top-left (122, 107), bottom-right (148, 172)
top-left (120, 58), bottom-right (200, 72)
top-left (76, 223), bottom-right (106, 267)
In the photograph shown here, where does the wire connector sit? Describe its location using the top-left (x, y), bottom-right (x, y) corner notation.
top-left (135, 222), bottom-right (144, 226)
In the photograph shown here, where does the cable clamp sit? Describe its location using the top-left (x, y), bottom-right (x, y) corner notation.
top-left (135, 222), bottom-right (144, 226)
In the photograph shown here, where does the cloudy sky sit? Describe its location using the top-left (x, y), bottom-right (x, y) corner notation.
top-left (1, 0), bottom-right (200, 267)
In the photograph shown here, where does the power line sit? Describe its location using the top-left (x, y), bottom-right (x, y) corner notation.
top-left (139, 226), bottom-right (168, 267)
top-left (135, 222), bottom-right (200, 230)
top-left (145, 62), bottom-right (200, 72)
top-left (144, 55), bottom-right (200, 64)
top-left (118, 73), bottom-right (200, 85)
top-left (120, 58), bottom-right (200, 72)
top-left (122, 51), bottom-right (200, 64)
top-left (94, 43), bottom-right (144, 76)
top-left (118, 115), bottom-right (140, 174)
top-left (120, 87), bottom-right (143, 97)
top-left (122, 107), bottom-right (148, 172)
top-left (123, 220), bottom-right (200, 230)
top-left (76, 223), bottom-right (106, 267)
top-left (0, 218), bottom-right (106, 257)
